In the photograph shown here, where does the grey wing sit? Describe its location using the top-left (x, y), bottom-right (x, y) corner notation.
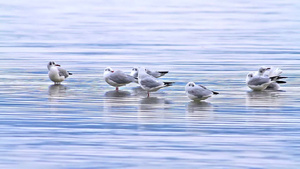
top-left (140, 77), bottom-right (163, 88)
top-left (58, 67), bottom-right (69, 78)
top-left (110, 70), bottom-right (135, 84)
top-left (147, 70), bottom-right (160, 78)
top-left (248, 77), bottom-right (270, 85)
top-left (198, 84), bottom-right (207, 89)
top-left (188, 87), bottom-right (212, 98)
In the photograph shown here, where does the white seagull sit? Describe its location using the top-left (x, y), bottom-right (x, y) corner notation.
top-left (185, 82), bottom-right (219, 101)
top-left (254, 66), bottom-right (287, 90)
top-left (137, 67), bottom-right (174, 97)
top-left (47, 61), bottom-right (72, 84)
top-left (131, 67), bottom-right (169, 81)
top-left (255, 66), bottom-right (283, 77)
top-left (103, 67), bottom-right (136, 91)
top-left (246, 72), bottom-right (285, 91)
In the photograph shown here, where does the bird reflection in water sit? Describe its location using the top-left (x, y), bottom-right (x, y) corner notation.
top-left (139, 97), bottom-right (172, 111)
top-left (186, 101), bottom-right (214, 120)
top-left (246, 90), bottom-right (285, 107)
top-left (103, 90), bottom-right (133, 117)
top-left (48, 84), bottom-right (67, 97)
top-left (138, 97), bottom-right (172, 124)
top-left (131, 86), bottom-right (147, 96)
top-left (104, 90), bottom-right (131, 97)
top-left (48, 84), bottom-right (68, 112)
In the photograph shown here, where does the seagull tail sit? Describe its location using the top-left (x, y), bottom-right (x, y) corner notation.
top-left (158, 71), bottom-right (169, 75)
top-left (212, 91), bottom-right (219, 95)
top-left (276, 80), bottom-right (286, 84)
top-left (270, 76), bottom-right (280, 81)
top-left (277, 76), bottom-right (288, 79)
top-left (163, 82), bottom-right (174, 86)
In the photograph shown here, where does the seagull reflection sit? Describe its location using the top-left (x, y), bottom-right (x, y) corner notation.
top-left (246, 90), bottom-right (284, 107)
top-left (103, 90), bottom-right (134, 117)
top-left (104, 90), bottom-right (131, 97)
top-left (140, 97), bottom-right (172, 105)
top-left (48, 84), bottom-right (67, 97)
top-left (132, 86), bottom-right (147, 96)
top-left (186, 101), bottom-right (214, 120)
top-left (48, 84), bottom-right (68, 112)
top-left (138, 97), bottom-right (172, 123)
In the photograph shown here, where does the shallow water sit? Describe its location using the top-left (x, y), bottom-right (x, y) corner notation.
top-left (1, 0), bottom-right (300, 168)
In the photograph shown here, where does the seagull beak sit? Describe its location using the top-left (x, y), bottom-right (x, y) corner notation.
top-left (55, 64), bottom-right (61, 67)
top-left (111, 71), bottom-right (114, 73)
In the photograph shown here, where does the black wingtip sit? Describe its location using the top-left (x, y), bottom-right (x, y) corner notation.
top-left (164, 82), bottom-right (174, 86)
top-left (158, 71), bottom-right (169, 74)
top-left (276, 81), bottom-right (286, 84)
top-left (68, 72), bottom-right (73, 75)
top-left (270, 76), bottom-right (279, 81)
top-left (212, 91), bottom-right (219, 95)
top-left (277, 76), bottom-right (288, 79)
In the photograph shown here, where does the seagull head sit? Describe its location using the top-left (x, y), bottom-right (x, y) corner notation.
top-left (185, 82), bottom-right (196, 90)
top-left (130, 67), bottom-right (138, 78)
top-left (246, 72), bottom-right (254, 83)
top-left (258, 66), bottom-right (270, 75)
top-left (104, 67), bottom-right (114, 72)
top-left (137, 67), bottom-right (148, 79)
top-left (47, 61), bottom-right (60, 70)
top-left (103, 67), bottom-right (114, 77)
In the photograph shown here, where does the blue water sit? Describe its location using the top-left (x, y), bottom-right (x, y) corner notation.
top-left (1, 0), bottom-right (300, 168)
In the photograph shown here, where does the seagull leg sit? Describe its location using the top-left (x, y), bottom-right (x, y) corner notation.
top-left (147, 92), bottom-right (149, 97)
top-left (116, 87), bottom-right (119, 91)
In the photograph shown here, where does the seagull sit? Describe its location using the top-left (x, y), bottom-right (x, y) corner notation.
top-left (185, 82), bottom-right (219, 101)
top-left (47, 61), bottom-right (72, 84)
top-left (103, 67), bottom-right (136, 91)
top-left (246, 72), bottom-right (286, 91)
top-left (131, 67), bottom-right (169, 81)
top-left (137, 67), bottom-right (174, 97)
top-left (254, 66), bottom-right (287, 90)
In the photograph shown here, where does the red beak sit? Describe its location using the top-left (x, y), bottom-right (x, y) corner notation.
top-left (55, 64), bottom-right (61, 67)
top-left (111, 71), bottom-right (114, 73)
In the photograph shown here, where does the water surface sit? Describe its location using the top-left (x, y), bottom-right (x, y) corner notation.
top-left (1, 0), bottom-right (300, 168)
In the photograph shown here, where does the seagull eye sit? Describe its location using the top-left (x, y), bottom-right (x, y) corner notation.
top-left (192, 84), bottom-right (194, 87)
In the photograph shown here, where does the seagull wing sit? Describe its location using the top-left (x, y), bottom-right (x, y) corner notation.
top-left (109, 70), bottom-right (135, 84)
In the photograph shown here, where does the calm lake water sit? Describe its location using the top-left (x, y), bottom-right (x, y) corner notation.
top-left (1, 0), bottom-right (300, 168)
